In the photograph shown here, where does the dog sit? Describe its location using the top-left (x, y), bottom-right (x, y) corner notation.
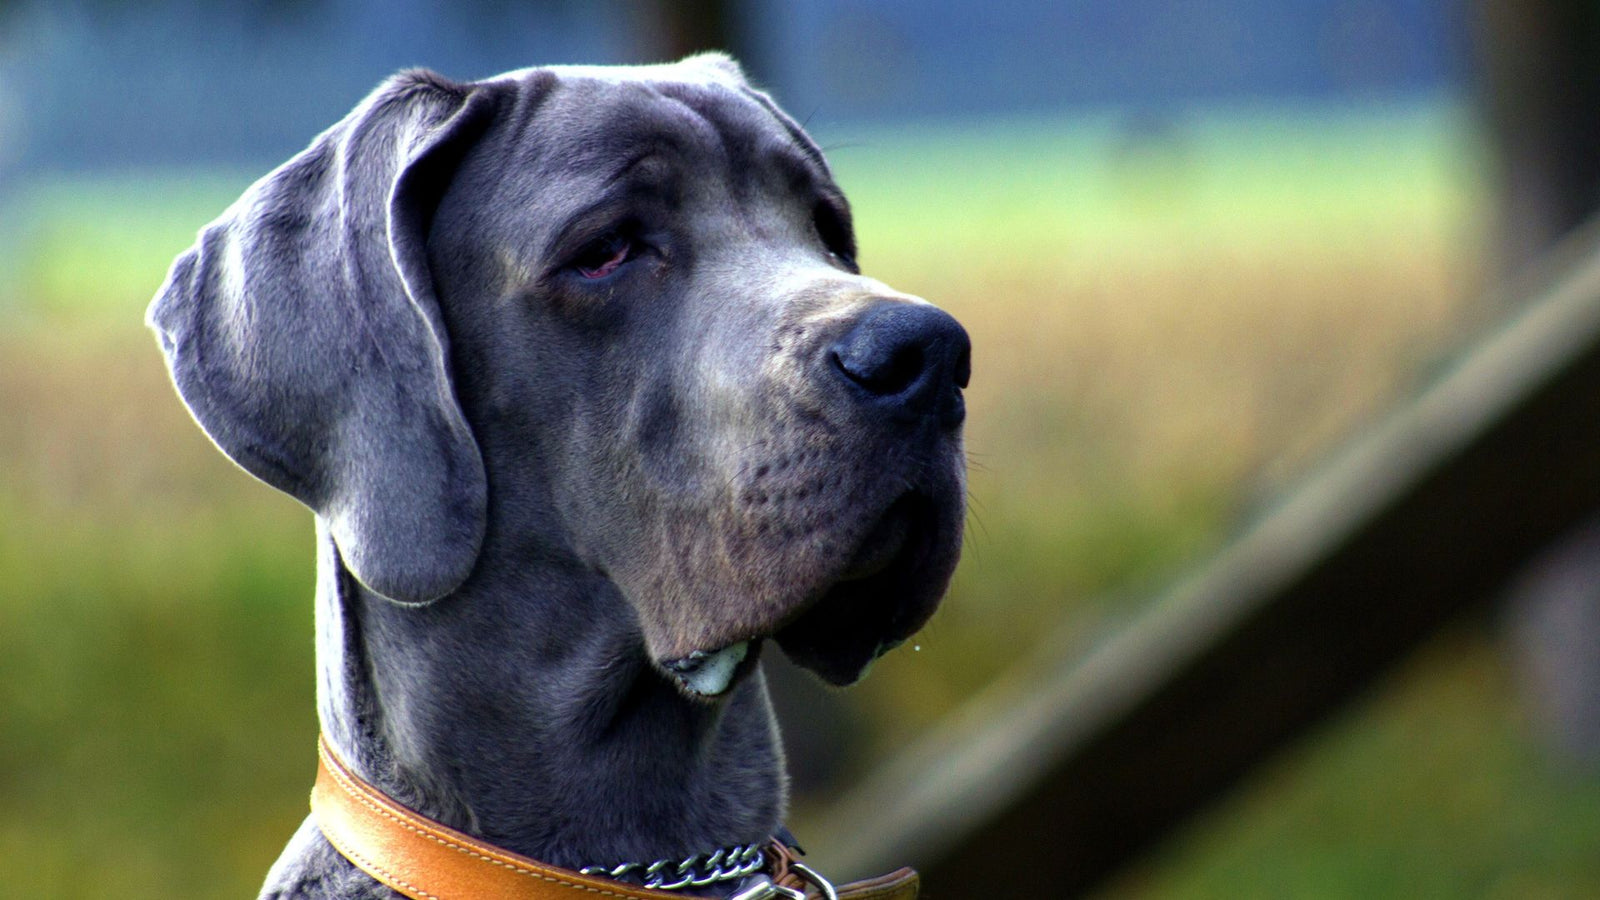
top-left (149, 53), bottom-right (968, 899)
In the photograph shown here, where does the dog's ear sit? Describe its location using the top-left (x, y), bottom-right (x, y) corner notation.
top-left (148, 71), bottom-right (501, 605)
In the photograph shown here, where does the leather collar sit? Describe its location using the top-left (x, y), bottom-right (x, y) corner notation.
top-left (311, 735), bottom-right (920, 900)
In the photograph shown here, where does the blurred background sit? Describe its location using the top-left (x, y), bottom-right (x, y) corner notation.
top-left (3, 1), bottom-right (1599, 896)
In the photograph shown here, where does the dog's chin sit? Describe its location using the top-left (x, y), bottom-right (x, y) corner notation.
top-left (656, 490), bottom-right (961, 698)
top-left (775, 492), bottom-right (959, 686)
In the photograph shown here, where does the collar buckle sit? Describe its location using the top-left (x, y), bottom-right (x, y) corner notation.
top-left (789, 861), bottom-right (840, 900)
top-left (729, 875), bottom-right (806, 900)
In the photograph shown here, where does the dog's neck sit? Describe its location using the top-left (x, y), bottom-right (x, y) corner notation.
top-left (310, 520), bottom-right (787, 876)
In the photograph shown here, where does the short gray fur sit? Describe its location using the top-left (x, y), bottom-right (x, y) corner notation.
top-left (148, 54), bottom-right (968, 899)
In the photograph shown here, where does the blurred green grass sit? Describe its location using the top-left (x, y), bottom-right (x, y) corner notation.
top-left (2, 101), bottom-right (1596, 897)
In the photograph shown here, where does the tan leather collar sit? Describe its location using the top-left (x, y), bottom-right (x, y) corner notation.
top-left (311, 735), bottom-right (919, 900)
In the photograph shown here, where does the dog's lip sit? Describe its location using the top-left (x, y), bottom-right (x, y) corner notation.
top-left (774, 491), bottom-right (941, 685)
top-left (661, 640), bottom-right (755, 698)
top-left (837, 497), bottom-right (913, 581)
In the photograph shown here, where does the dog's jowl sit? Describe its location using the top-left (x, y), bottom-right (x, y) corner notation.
top-left (150, 54), bottom-right (967, 900)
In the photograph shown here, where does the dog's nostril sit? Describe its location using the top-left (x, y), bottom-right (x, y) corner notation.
top-left (834, 343), bottom-right (924, 397)
top-left (830, 301), bottom-right (970, 421)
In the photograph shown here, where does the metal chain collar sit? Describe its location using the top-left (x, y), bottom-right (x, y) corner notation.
top-left (579, 841), bottom-right (767, 891)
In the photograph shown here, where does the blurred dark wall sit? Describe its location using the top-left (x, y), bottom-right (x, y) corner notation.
top-left (1474, 0), bottom-right (1600, 768)
top-left (0, 1), bottom-right (634, 176)
top-left (1476, 0), bottom-right (1600, 269)
top-left (748, 0), bottom-right (1464, 123)
top-left (0, 0), bottom-right (1469, 186)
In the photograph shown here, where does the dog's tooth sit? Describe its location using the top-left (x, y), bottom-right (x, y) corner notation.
top-left (664, 649), bottom-right (710, 673)
top-left (676, 641), bottom-right (748, 696)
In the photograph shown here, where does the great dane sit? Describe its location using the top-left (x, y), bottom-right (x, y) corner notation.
top-left (149, 53), bottom-right (968, 899)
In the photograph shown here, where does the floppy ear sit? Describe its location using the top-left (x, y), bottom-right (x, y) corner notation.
top-left (148, 71), bottom-right (500, 605)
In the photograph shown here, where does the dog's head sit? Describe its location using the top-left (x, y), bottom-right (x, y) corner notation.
top-left (149, 54), bottom-right (967, 696)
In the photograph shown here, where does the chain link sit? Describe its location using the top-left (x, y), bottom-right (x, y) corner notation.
top-left (579, 841), bottom-right (767, 891)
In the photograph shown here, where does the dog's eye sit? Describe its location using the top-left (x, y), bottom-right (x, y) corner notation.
top-left (571, 231), bottom-right (636, 279)
top-left (813, 202), bottom-right (858, 273)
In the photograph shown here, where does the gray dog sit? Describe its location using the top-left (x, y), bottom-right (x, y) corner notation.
top-left (149, 54), bottom-right (968, 899)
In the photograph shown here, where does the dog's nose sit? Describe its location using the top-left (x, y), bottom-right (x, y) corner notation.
top-left (830, 301), bottom-right (970, 428)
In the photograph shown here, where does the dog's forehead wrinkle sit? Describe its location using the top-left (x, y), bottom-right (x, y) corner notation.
top-left (737, 84), bottom-right (833, 177)
top-left (465, 84), bottom-right (700, 203)
top-left (460, 83), bottom-right (836, 289)
top-left (535, 72), bottom-right (752, 161)
top-left (596, 75), bottom-right (831, 203)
